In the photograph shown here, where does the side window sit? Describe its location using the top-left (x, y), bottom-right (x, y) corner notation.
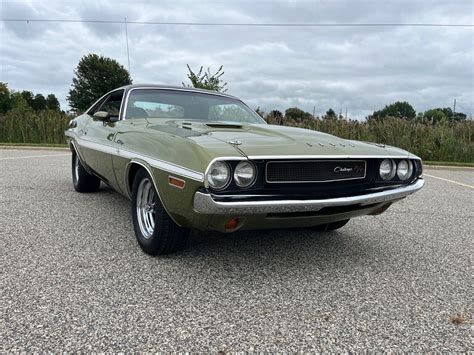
top-left (87, 96), bottom-right (108, 115)
top-left (96, 90), bottom-right (124, 117)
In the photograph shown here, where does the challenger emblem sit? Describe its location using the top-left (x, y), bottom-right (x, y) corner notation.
top-left (334, 166), bottom-right (353, 173)
top-left (334, 164), bottom-right (365, 174)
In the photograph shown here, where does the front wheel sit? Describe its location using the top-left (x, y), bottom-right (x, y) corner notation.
top-left (72, 152), bottom-right (101, 193)
top-left (313, 219), bottom-right (350, 232)
top-left (131, 169), bottom-right (189, 255)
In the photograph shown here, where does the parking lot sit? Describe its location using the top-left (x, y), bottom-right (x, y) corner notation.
top-left (1, 148), bottom-right (472, 352)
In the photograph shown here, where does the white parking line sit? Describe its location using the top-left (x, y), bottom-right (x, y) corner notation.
top-left (424, 173), bottom-right (474, 189)
top-left (0, 153), bottom-right (71, 161)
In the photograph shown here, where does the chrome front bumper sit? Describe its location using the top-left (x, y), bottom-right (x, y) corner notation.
top-left (193, 179), bottom-right (424, 215)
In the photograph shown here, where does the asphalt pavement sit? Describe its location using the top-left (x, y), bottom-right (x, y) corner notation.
top-left (1, 149), bottom-right (472, 352)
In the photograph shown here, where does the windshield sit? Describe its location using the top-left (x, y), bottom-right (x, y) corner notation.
top-left (125, 89), bottom-right (265, 124)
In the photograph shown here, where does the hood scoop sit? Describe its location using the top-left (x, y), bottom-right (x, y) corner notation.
top-left (205, 123), bottom-right (243, 129)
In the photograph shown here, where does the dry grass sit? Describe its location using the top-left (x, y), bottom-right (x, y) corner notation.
top-left (266, 116), bottom-right (474, 163)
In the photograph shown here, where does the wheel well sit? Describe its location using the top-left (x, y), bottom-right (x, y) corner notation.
top-left (127, 163), bottom-right (143, 195)
top-left (68, 141), bottom-right (76, 154)
top-left (70, 143), bottom-right (77, 157)
top-left (126, 162), bottom-right (184, 227)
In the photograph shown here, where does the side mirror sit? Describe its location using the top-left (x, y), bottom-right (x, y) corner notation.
top-left (93, 111), bottom-right (118, 122)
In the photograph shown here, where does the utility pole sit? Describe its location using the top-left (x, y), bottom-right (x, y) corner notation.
top-left (312, 105), bottom-right (316, 119)
top-left (345, 107), bottom-right (348, 120)
top-left (124, 17), bottom-right (131, 76)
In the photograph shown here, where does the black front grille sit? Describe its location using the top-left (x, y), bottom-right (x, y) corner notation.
top-left (265, 160), bottom-right (367, 183)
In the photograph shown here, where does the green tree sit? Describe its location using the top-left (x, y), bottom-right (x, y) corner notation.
top-left (268, 110), bottom-right (284, 124)
top-left (423, 109), bottom-right (447, 124)
top-left (67, 53), bottom-right (132, 113)
top-left (434, 107), bottom-right (467, 122)
top-left (46, 94), bottom-right (60, 111)
top-left (285, 107), bottom-right (312, 121)
top-left (31, 93), bottom-right (47, 111)
top-left (0, 82), bottom-right (12, 114)
top-left (370, 101), bottom-right (416, 121)
top-left (183, 64), bottom-right (228, 92)
top-left (324, 108), bottom-right (337, 120)
top-left (10, 92), bottom-right (27, 109)
top-left (20, 91), bottom-right (34, 107)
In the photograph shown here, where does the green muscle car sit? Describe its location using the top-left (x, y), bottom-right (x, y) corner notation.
top-left (65, 84), bottom-right (424, 255)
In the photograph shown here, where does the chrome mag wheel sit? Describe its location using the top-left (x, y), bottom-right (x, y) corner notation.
top-left (136, 178), bottom-right (156, 239)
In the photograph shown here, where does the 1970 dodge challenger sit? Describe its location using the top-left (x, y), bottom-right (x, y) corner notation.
top-left (65, 84), bottom-right (424, 255)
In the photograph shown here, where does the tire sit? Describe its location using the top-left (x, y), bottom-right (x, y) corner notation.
top-left (131, 169), bottom-right (189, 255)
top-left (72, 151), bottom-right (101, 193)
top-left (313, 219), bottom-right (350, 232)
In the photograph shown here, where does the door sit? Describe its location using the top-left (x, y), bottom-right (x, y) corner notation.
top-left (80, 89), bottom-right (124, 188)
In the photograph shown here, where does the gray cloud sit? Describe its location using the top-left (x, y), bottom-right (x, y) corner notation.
top-left (1, 0), bottom-right (472, 118)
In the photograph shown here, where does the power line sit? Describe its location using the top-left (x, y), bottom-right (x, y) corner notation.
top-left (1, 18), bottom-right (473, 27)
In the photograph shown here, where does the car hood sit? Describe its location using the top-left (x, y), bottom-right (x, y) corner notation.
top-left (147, 119), bottom-right (416, 159)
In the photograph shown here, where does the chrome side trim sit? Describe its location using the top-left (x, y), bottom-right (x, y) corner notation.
top-left (117, 147), bottom-right (204, 181)
top-left (77, 138), bottom-right (117, 155)
top-left (265, 159), bottom-right (367, 184)
top-left (75, 137), bottom-right (204, 182)
top-left (193, 179), bottom-right (424, 215)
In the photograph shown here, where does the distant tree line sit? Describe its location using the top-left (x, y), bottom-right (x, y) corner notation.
top-left (0, 82), bottom-right (61, 114)
top-left (255, 101), bottom-right (469, 126)
top-left (0, 82), bottom-right (69, 144)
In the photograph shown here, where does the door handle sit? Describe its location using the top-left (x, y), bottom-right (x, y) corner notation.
top-left (116, 139), bottom-right (124, 145)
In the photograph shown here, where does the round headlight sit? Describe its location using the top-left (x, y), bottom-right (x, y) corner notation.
top-left (207, 161), bottom-right (231, 190)
top-left (397, 160), bottom-right (413, 180)
top-left (234, 161), bottom-right (256, 188)
top-left (379, 159), bottom-right (396, 180)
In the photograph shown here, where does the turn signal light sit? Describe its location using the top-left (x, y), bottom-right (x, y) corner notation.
top-left (224, 218), bottom-right (240, 231)
top-left (369, 203), bottom-right (392, 215)
top-left (168, 176), bottom-right (185, 189)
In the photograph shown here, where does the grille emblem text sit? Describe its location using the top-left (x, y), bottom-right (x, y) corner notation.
top-left (334, 166), bottom-right (353, 173)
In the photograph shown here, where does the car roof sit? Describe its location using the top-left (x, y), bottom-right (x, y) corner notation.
top-left (117, 84), bottom-right (239, 99)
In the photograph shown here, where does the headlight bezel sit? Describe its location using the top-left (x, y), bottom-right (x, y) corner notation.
top-left (379, 159), bottom-right (397, 181)
top-left (234, 161), bottom-right (257, 188)
top-left (205, 159), bottom-right (259, 191)
top-left (397, 159), bottom-right (413, 181)
top-left (205, 160), bottom-right (231, 191)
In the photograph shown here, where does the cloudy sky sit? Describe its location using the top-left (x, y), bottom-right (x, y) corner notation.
top-left (1, 0), bottom-right (473, 118)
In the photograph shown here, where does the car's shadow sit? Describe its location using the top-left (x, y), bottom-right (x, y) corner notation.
top-left (97, 184), bottom-right (379, 270)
